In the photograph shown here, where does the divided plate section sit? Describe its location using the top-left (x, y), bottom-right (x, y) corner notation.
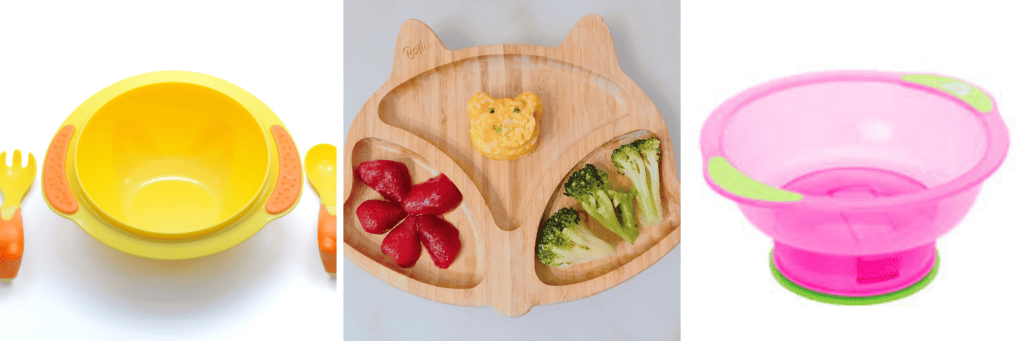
top-left (344, 137), bottom-right (484, 289)
top-left (379, 54), bottom-right (631, 231)
top-left (535, 130), bottom-right (681, 286)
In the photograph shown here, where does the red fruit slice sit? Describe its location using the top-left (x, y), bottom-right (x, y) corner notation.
top-left (403, 174), bottom-right (463, 215)
top-left (357, 160), bottom-right (412, 203)
top-left (415, 214), bottom-right (461, 269)
top-left (356, 200), bottom-right (408, 234)
top-left (381, 216), bottom-right (421, 268)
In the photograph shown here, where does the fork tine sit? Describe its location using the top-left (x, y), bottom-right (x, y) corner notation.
top-left (0, 151), bottom-right (6, 170)
top-left (27, 153), bottom-right (36, 171)
top-left (12, 150), bottom-right (21, 167)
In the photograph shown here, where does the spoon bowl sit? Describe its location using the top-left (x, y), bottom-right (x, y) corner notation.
top-left (306, 143), bottom-right (337, 276)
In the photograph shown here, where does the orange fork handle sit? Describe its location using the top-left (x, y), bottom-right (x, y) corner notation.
top-left (0, 209), bottom-right (24, 280)
top-left (318, 204), bottom-right (337, 275)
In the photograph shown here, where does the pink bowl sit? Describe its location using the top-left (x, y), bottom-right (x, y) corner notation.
top-left (701, 71), bottom-right (1009, 298)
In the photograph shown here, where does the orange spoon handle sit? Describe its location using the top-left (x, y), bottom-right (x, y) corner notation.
top-left (318, 204), bottom-right (337, 275)
top-left (0, 209), bottom-right (24, 281)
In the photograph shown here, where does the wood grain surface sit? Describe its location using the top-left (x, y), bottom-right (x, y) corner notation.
top-left (343, 14), bottom-right (680, 317)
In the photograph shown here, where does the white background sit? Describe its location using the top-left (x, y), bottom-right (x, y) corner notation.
top-left (343, 1), bottom-right (680, 340)
top-left (682, 0), bottom-right (1023, 340)
top-left (0, 2), bottom-right (339, 340)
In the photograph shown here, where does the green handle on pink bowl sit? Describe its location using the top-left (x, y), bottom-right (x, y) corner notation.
top-left (901, 74), bottom-right (994, 113)
top-left (707, 156), bottom-right (803, 202)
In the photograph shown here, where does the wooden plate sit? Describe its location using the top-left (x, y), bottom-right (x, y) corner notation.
top-left (343, 14), bottom-right (680, 317)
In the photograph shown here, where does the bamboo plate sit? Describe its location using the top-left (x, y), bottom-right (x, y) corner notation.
top-left (343, 14), bottom-right (680, 317)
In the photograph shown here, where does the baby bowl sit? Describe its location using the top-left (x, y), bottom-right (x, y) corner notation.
top-left (42, 71), bottom-right (303, 260)
top-left (701, 71), bottom-right (1009, 304)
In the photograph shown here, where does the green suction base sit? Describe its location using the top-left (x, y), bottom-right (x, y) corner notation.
top-left (769, 249), bottom-right (939, 305)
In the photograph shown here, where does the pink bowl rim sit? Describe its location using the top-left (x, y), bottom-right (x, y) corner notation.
top-left (700, 70), bottom-right (1010, 211)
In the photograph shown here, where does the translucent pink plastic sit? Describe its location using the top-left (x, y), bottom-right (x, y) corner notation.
top-left (701, 71), bottom-right (1009, 297)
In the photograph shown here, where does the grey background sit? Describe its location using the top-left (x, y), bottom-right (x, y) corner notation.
top-left (344, 1), bottom-right (680, 340)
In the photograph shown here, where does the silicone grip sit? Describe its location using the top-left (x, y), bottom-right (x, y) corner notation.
top-left (44, 125), bottom-right (78, 214)
top-left (266, 125), bottom-right (302, 214)
top-left (901, 74), bottom-right (994, 113)
top-left (318, 204), bottom-right (337, 275)
top-left (0, 209), bottom-right (24, 281)
top-left (707, 156), bottom-right (803, 202)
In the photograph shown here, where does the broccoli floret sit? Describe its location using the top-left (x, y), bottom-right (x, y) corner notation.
top-left (611, 137), bottom-right (662, 227)
top-left (564, 164), bottom-right (639, 243)
top-left (536, 207), bottom-right (617, 267)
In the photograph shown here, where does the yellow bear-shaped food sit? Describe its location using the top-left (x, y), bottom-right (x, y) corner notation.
top-left (467, 92), bottom-right (542, 160)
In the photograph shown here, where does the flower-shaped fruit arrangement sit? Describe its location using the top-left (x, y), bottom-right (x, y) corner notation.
top-left (355, 160), bottom-right (464, 269)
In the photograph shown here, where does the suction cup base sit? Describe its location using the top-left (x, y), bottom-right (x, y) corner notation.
top-left (769, 249), bottom-right (939, 305)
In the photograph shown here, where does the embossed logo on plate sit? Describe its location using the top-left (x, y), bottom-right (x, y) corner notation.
top-left (403, 41), bottom-right (430, 59)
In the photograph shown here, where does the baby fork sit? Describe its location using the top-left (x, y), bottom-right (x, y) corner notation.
top-left (0, 150), bottom-right (36, 282)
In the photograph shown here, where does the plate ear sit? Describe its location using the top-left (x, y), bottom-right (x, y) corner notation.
top-left (557, 14), bottom-right (619, 76)
top-left (389, 19), bottom-right (449, 82)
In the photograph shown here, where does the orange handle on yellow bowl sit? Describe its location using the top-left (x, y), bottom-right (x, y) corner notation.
top-left (0, 209), bottom-right (24, 281)
top-left (266, 125), bottom-right (303, 215)
top-left (318, 204), bottom-right (337, 276)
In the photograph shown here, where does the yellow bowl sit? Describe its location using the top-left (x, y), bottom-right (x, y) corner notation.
top-left (42, 71), bottom-right (303, 260)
